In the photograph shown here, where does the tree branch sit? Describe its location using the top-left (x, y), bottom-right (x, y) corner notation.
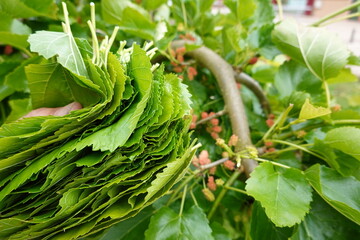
top-left (234, 72), bottom-right (271, 114)
top-left (172, 41), bottom-right (258, 175)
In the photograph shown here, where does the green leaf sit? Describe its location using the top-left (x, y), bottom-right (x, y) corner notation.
top-left (0, 218), bottom-right (28, 237)
top-left (312, 139), bottom-right (360, 179)
top-left (245, 162), bottom-right (312, 227)
top-left (274, 60), bottom-right (324, 103)
top-left (210, 222), bottom-right (232, 240)
top-left (74, 44), bottom-right (152, 151)
top-left (94, 207), bottom-right (153, 240)
top-left (142, 0), bottom-right (167, 10)
top-left (28, 31), bottom-right (89, 78)
top-left (25, 63), bottom-right (98, 108)
top-left (291, 193), bottom-right (360, 240)
top-left (298, 98), bottom-right (331, 120)
top-left (0, 32), bottom-right (29, 52)
top-left (224, 0), bottom-right (256, 22)
top-left (250, 201), bottom-right (294, 240)
top-left (145, 137), bottom-right (195, 202)
top-left (326, 68), bottom-right (358, 84)
top-left (347, 53), bottom-right (360, 66)
top-left (323, 127), bottom-right (360, 161)
top-left (305, 164), bottom-right (360, 225)
top-left (272, 19), bottom-right (349, 80)
top-left (5, 98), bottom-right (31, 123)
top-left (101, 0), bottom-right (156, 40)
top-left (4, 56), bottom-right (41, 92)
top-left (0, 0), bottom-right (58, 18)
top-left (251, 62), bottom-right (278, 83)
top-left (251, 0), bottom-right (274, 26)
top-left (145, 206), bottom-right (214, 240)
top-left (0, 13), bottom-right (31, 34)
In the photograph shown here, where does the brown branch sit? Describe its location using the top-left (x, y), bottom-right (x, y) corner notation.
top-left (172, 40), bottom-right (258, 175)
top-left (196, 109), bottom-right (227, 126)
top-left (234, 72), bottom-right (271, 114)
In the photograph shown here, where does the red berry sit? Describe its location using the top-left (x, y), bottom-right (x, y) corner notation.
top-left (207, 176), bottom-right (217, 191)
top-left (223, 160), bottom-right (235, 170)
top-left (173, 66), bottom-right (183, 73)
top-left (209, 166), bottom-right (216, 175)
top-left (210, 118), bottom-right (219, 126)
top-left (248, 57), bottom-right (258, 65)
top-left (268, 114), bottom-right (275, 120)
top-left (201, 112), bottom-right (209, 119)
top-left (212, 126), bottom-right (222, 133)
top-left (266, 119), bottom-right (274, 127)
top-left (210, 132), bottom-right (219, 140)
top-left (266, 147), bottom-right (276, 153)
top-left (4, 45), bottom-right (13, 55)
top-left (228, 134), bottom-right (238, 146)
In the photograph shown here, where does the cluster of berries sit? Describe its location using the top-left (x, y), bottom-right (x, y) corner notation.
top-left (202, 112), bottom-right (222, 139)
top-left (193, 135), bottom-right (240, 200)
top-left (170, 46), bottom-right (198, 80)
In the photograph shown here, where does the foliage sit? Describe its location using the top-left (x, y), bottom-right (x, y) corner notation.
top-left (0, 0), bottom-right (360, 239)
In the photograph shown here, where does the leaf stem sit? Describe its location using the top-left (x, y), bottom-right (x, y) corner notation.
top-left (332, 119), bottom-right (360, 125)
top-left (276, 0), bottom-right (284, 21)
top-left (181, 1), bottom-right (188, 29)
top-left (89, 2), bottom-right (100, 64)
top-left (254, 157), bottom-right (290, 169)
top-left (179, 184), bottom-right (187, 216)
top-left (90, 2), bottom-right (96, 30)
top-left (104, 26), bottom-right (119, 66)
top-left (321, 12), bottom-right (360, 26)
top-left (22, 48), bottom-right (33, 58)
top-left (167, 170), bottom-right (199, 205)
top-left (61, 2), bottom-right (72, 36)
top-left (224, 186), bottom-right (248, 195)
top-left (311, 1), bottom-right (360, 27)
top-left (257, 104), bottom-right (294, 146)
top-left (269, 139), bottom-right (327, 161)
top-left (190, 189), bottom-right (199, 207)
top-left (87, 20), bottom-right (99, 64)
top-left (323, 81), bottom-right (331, 108)
top-left (208, 170), bottom-right (241, 219)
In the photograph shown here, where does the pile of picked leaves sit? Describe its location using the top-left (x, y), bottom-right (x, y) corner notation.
top-left (0, 3), bottom-right (195, 239)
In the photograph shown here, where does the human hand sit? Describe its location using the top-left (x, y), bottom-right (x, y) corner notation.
top-left (22, 102), bottom-right (82, 118)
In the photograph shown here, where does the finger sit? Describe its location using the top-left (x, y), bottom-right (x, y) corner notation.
top-left (22, 102), bottom-right (83, 118)
top-left (53, 102), bottom-right (82, 116)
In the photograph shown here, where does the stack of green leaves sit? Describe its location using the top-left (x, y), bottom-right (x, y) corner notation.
top-left (0, 3), bottom-right (195, 239)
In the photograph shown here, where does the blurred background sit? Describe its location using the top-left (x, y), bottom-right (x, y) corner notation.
top-left (213, 0), bottom-right (360, 77)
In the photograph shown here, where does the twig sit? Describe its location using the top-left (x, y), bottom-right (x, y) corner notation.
top-left (255, 157), bottom-right (290, 169)
top-left (196, 109), bottom-right (227, 126)
top-left (270, 139), bottom-right (327, 161)
top-left (311, 1), bottom-right (360, 27)
top-left (199, 157), bottom-right (229, 170)
top-left (224, 186), bottom-right (248, 195)
top-left (320, 12), bottom-right (360, 26)
top-left (234, 72), bottom-right (271, 114)
top-left (276, 0), bottom-right (284, 21)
